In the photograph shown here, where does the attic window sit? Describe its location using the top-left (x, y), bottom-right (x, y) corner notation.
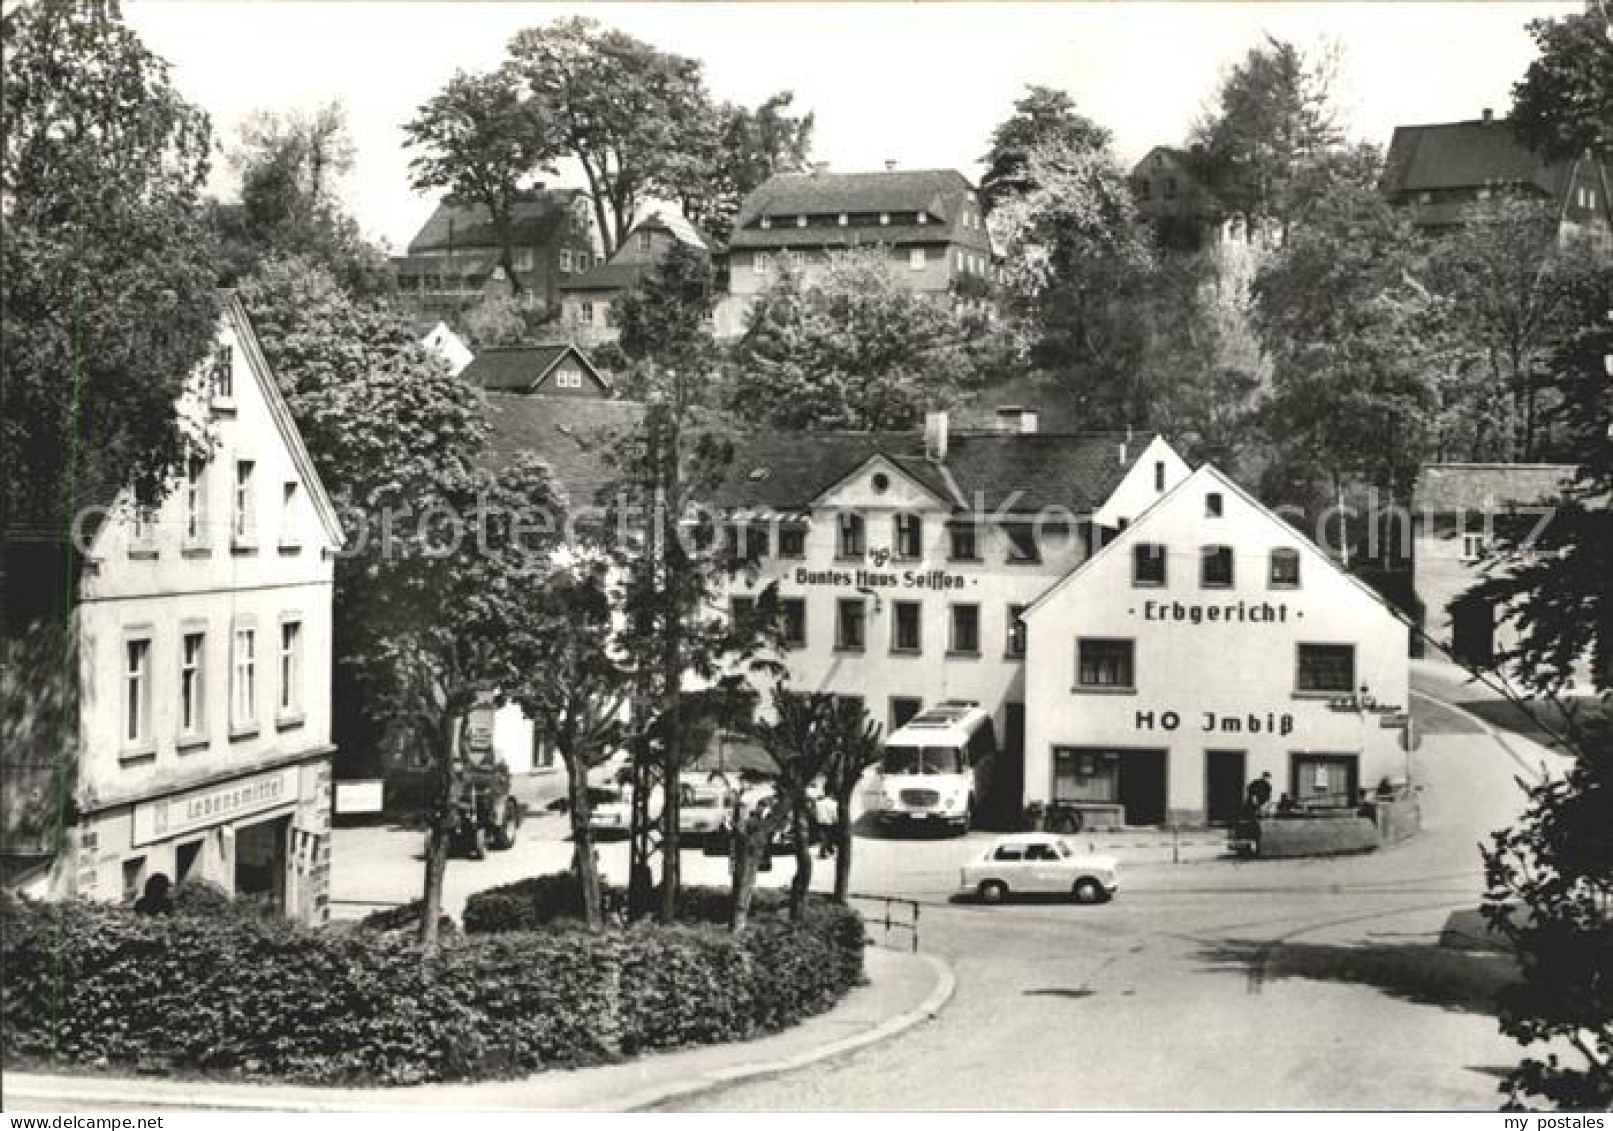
top-left (796, 215), bottom-right (808, 228)
top-left (871, 472), bottom-right (891, 493)
top-left (916, 212), bottom-right (927, 225)
top-left (747, 467), bottom-right (771, 482)
top-left (760, 216), bottom-right (772, 230)
top-left (838, 213), bottom-right (848, 227)
top-left (879, 212), bottom-right (890, 226)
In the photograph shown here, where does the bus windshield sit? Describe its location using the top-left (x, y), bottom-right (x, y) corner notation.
top-left (882, 745), bottom-right (966, 775)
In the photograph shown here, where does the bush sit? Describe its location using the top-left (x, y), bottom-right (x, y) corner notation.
top-left (462, 872), bottom-right (794, 933)
top-left (1, 888), bottom-right (864, 1086)
top-left (355, 898), bottom-right (457, 938)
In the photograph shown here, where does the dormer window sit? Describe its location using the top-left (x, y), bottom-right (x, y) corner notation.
top-left (879, 212), bottom-right (890, 226)
top-left (760, 216), bottom-right (772, 230)
top-left (796, 214), bottom-right (808, 228)
top-left (917, 212), bottom-right (928, 225)
top-left (838, 213), bottom-right (848, 227)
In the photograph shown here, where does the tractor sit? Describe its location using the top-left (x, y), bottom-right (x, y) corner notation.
top-left (444, 754), bottom-right (520, 860)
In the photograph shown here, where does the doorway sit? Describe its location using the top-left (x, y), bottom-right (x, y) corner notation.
top-left (1204, 749), bottom-right (1246, 825)
top-left (234, 815), bottom-right (290, 913)
top-left (1451, 594), bottom-right (1495, 668)
top-left (1117, 749), bottom-right (1168, 826)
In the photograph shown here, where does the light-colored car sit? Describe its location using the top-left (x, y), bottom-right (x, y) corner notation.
top-left (678, 776), bottom-right (735, 839)
top-left (586, 784), bottom-right (662, 836)
top-left (959, 833), bottom-right (1119, 905)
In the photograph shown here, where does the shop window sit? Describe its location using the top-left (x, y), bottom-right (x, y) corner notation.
top-left (232, 624), bottom-right (258, 732)
top-left (948, 522), bottom-right (979, 561)
top-left (780, 597), bottom-right (807, 648)
top-left (777, 524), bottom-right (807, 559)
top-left (1077, 638), bottom-right (1135, 690)
top-left (837, 512), bottom-right (866, 558)
top-left (1006, 604), bottom-right (1027, 658)
top-left (1269, 548), bottom-right (1301, 588)
top-left (179, 630), bottom-right (206, 741)
top-left (278, 620), bottom-right (303, 722)
top-left (1002, 522), bottom-right (1040, 564)
top-left (1296, 643), bottom-right (1355, 694)
top-left (1200, 545), bottom-right (1234, 588)
top-left (124, 636), bottom-right (152, 749)
top-left (836, 598), bottom-right (866, 651)
top-left (892, 600), bottom-right (922, 653)
top-left (894, 513), bottom-right (923, 559)
top-left (949, 604), bottom-right (980, 656)
top-left (1132, 543), bottom-right (1167, 586)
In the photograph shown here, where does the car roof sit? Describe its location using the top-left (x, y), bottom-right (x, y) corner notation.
top-left (991, 832), bottom-right (1063, 844)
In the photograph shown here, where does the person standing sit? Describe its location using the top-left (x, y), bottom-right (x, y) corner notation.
top-left (1246, 771), bottom-right (1274, 815)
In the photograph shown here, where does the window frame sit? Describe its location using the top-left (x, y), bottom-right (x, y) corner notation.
top-left (1005, 603), bottom-right (1027, 659)
top-left (779, 596), bottom-right (808, 649)
top-left (777, 524), bottom-right (807, 560)
top-left (178, 626), bottom-right (207, 748)
top-left (893, 512), bottom-right (923, 560)
top-left (891, 599), bottom-right (923, 655)
top-left (122, 631), bottom-right (154, 757)
top-left (948, 521), bottom-right (980, 562)
top-left (837, 512), bottom-right (866, 559)
top-left (835, 597), bottom-right (867, 652)
top-left (183, 455), bottom-right (208, 551)
top-left (1002, 521), bottom-right (1041, 565)
top-left (232, 459), bottom-right (257, 550)
top-left (1200, 544), bottom-right (1235, 589)
top-left (230, 621), bottom-right (259, 737)
top-left (277, 617), bottom-right (304, 727)
top-left (1076, 637), bottom-right (1136, 692)
top-left (1268, 548), bottom-right (1301, 589)
top-left (1295, 643), bottom-right (1356, 696)
top-left (948, 603), bottom-right (981, 658)
top-left (1132, 542), bottom-right (1167, 587)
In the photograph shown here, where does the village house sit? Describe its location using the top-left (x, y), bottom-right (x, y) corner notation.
top-left (1, 295), bottom-right (345, 922)
top-left (1127, 145), bottom-right (1244, 250)
top-left (1381, 111), bottom-right (1613, 245)
top-left (1411, 461), bottom-right (1576, 669)
top-left (558, 209), bottom-right (713, 346)
top-left (391, 189), bottom-right (599, 322)
top-left (461, 342), bottom-right (611, 398)
top-left (1022, 465), bottom-right (1411, 828)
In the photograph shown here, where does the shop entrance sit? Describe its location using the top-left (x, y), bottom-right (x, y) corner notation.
top-left (1052, 747), bottom-right (1167, 826)
top-left (1204, 749), bottom-right (1246, 825)
top-left (1118, 750), bottom-right (1167, 826)
top-left (235, 815), bottom-right (290, 913)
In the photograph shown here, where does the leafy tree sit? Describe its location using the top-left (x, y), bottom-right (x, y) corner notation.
top-left (990, 138), bottom-right (1158, 426)
top-left (214, 102), bottom-right (389, 296)
top-left (1251, 149), bottom-right (1441, 507)
top-left (818, 697), bottom-right (884, 903)
top-left (1510, 7), bottom-right (1613, 162)
top-left (737, 687), bottom-right (836, 927)
top-left (500, 558), bottom-right (633, 931)
top-left (613, 241), bottom-right (720, 383)
top-left (403, 66), bottom-right (559, 294)
top-left (729, 251), bottom-right (991, 430)
top-left (506, 18), bottom-right (712, 257)
top-left (683, 91), bottom-right (815, 244)
top-left (1190, 34), bottom-right (1345, 228)
top-left (980, 85), bottom-right (1112, 213)
top-left (458, 291), bottom-right (555, 349)
top-left (1469, 273), bottom-right (1613, 1108)
top-left (2, 0), bottom-right (219, 535)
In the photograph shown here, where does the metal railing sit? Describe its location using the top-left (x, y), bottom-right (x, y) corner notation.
top-left (848, 891), bottom-right (921, 953)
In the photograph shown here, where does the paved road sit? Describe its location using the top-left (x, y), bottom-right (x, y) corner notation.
top-left (326, 662), bottom-right (1566, 1110)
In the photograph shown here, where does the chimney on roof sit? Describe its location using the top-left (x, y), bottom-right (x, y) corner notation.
top-left (924, 411), bottom-right (949, 463)
top-left (884, 159), bottom-right (898, 172)
top-left (994, 405), bottom-right (1039, 434)
top-left (1482, 108), bottom-right (1494, 123)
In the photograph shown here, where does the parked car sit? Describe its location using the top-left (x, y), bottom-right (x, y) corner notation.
top-left (586, 785), bottom-right (632, 837)
top-left (678, 776), bottom-right (735, 841)
top-left (959, 833), bottom-right (1118, 904)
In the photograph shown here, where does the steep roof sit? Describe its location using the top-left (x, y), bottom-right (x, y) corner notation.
top-left (1381, 119), bottom-right (1564, 198)
top-left (481, 394), bottom-right (645, 507)
top-left (461, 343), bottom-right (609, 393)
top-left (1413, 463), bottom-right (1576, 512)
top-left (406, 190), bottom-right (587, 254)
top-left (557, 261), bottom-right (654, 294)
top-left (730, 168), bottom-right (993, 255)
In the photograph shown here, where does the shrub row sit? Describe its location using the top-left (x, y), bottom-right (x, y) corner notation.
top-left (1, 888), bottom-right (864, 1086)
top-left (462, 872), bottom-right (792, 934)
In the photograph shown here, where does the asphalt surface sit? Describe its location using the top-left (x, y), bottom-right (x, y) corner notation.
top-left (324, 661), bottom-right (1568, 1110)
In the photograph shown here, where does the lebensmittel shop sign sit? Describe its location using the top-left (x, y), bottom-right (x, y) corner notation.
top-left (133, 765), bottom-right (300, 846)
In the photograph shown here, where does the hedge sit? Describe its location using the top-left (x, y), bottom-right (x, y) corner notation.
top-left (462, 872), bottom-right (794, 934)
top-left (1, 889), bottom-right (864, 1086)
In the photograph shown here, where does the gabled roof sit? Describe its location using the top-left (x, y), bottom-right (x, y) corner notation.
top-left (461, 343), bottom-right (609, 393)
top-left (481, 394), bottom-right (646, 507)
top-left (1381, 119), bottom-right (1564, 198)
top-left (406, 190), bottom-right (587, 254)
top-left (1413, 463), bottom-right (1575, 512)
top-left (557, 262), bottom-right (653, 294)
top-left (730, 168), bottom-right (993, 255)
top-left (1022, 463), bottom-right (1412, 629)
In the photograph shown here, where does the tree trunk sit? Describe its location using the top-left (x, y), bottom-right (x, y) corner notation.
top-left (788, 802), bottom-right (812, 922)
top-left (567, 761), bottom-right (604, 931)
top-left (419, 797), bottom-right (451, 947)
top-left (730, 824), bottom-right (760, 933)
top-left (832, 794), bottom-right (855, 903)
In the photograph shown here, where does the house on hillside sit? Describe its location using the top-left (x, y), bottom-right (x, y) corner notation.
top-left (1411, 462), bottom-right (1576, 669)
top-left (1382, 111), bottom-right (1612, 245)
top-left (1128, 146), bottom-right (1241, 250)
top-left (558, 209), bottom-right (712, 346)
top-left (719, 164), bottom-right (996, 335)
top-left (461, 343), bottom-right (610, 399)
top-left (391, 190), bottom-right (599, 321)
top-left (1, 295), bottom-right (344, 923)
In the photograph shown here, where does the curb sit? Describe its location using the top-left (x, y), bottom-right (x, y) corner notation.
top-left (2, 951), bottom-right (957, 1114)
top-left (612, 951), bottom-right (956, 1112)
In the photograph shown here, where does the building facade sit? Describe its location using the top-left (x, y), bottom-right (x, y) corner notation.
top-left (6, 296), bottom-right (345, 921)
top-left (462, 343), bottom-right (611, 398)
top-left (1411, 462), bottom-right (1575, 668)
top-left (1022, 466), bottom-right (1411, 827)
top-left (558, 210), bottom-right (712, 346)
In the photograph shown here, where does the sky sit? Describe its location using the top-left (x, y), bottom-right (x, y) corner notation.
top-left (123, 1), bottom-right (1581, 251)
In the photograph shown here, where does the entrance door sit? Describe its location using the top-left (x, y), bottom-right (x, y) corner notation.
top-left (1204, 750), bottom-right (1246, 825)
top-left (1118, 749), bottom-right (1167, 826)
top-left (235, 815), bottom-right (290, 913)
top-left (995, 702), bottom-right (1026, 827)
top-left (1451, 595), bottom-right (1495, 667)
top-left (1290, 753), bottom-right (1359, 809)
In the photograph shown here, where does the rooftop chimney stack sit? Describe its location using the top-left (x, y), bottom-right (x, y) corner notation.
top-left (1482, 107), bottom-right (1494, 123)
top-left (924, 411), bottom-right (949, 463)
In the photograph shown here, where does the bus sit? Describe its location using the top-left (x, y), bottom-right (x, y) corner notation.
top-left (871, 701), bottom-right (997, 835)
